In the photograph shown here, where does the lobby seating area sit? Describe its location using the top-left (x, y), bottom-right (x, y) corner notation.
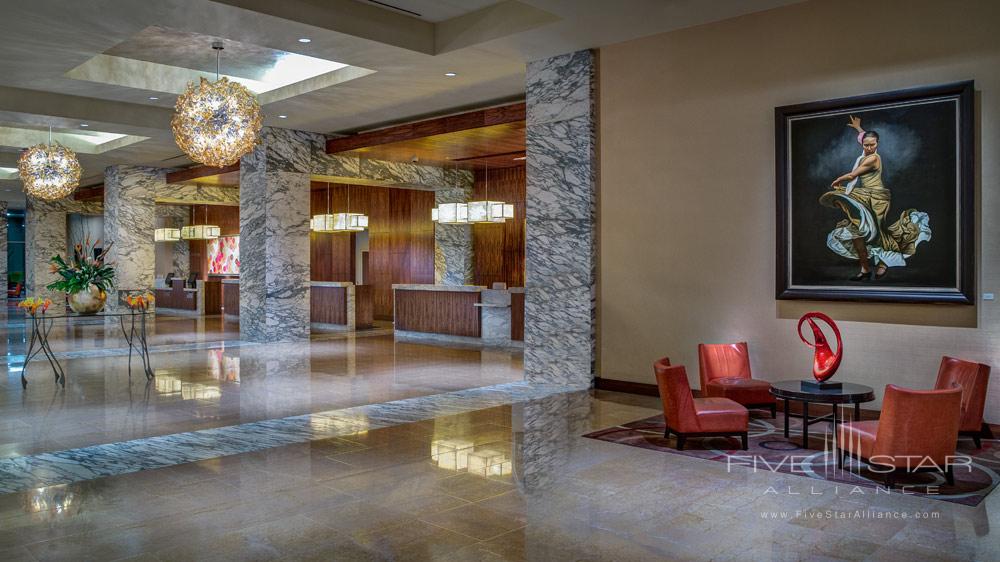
top-left (0, 0), bottom-right (998, 560)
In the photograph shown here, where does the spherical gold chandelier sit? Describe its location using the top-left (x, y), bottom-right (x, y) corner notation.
top-left (172, 42), bottom-right (262, 167)
top-left (17, 127), bottom-right (82, 201)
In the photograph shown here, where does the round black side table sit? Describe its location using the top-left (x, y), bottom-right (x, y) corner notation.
top-left (769, 380), bottom-right (876, 448)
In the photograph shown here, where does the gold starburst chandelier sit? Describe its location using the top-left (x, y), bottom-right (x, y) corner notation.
top-left (172, 42), bottom-right (262, 167)
top-left (18, 127), bottom-right (81, 200)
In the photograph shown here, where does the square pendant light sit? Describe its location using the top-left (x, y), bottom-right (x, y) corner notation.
top-left (434, 202), bottom-right (469, 224)
top-left (181, 224), bottom-right (221, 240)
top-left (311, 213), bottom-right (368, 232)
top-left (468, 201), bottom-right (515, 223)
top-left (154, 228), bottom-right (181, 242)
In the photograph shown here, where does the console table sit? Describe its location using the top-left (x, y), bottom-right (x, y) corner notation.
top-left (769, 380), bottom-right (875, 448)
top-left (21, 309), bottom-right (155, 389)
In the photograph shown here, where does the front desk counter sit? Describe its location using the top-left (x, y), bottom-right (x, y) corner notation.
top-left (221, 280), bottom-right (373, 330)
top-left (392, 284), bottom-right (524, 346)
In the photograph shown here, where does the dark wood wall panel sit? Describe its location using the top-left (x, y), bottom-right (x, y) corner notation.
top-left (473, 166), bottom-right (526, 288)
top-left (222, 283), bottom-right (239, 316)
top-left (310, 187), bottom-right (355, 282)
top-left (355, 285), bottom-right (374, 329)
top-left (394, 289), bottom-right (481, 337)
top-left (311, 285), bottom-right (348, 325)
top-left (510, 291), bottom-right (525, 341)
top-left (310, 182), bottom-right (434, 320)
top-left (203, 280), bottom-right (223, 314)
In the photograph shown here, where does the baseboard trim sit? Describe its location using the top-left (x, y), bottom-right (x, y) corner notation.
top-left (594, 378), bottom-right (659, 397)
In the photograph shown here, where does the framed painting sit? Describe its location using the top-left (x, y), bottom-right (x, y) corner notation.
top-left (776, 81), bottom-right (974, 304)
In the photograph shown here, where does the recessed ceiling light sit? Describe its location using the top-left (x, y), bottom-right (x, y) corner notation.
top-left (79, 123), bottom-right (89, 127)
top-left (278, 115), bottom-right (288, 119)
top-left (297, 38), bottom-right (311, 43)
top-left (148, 96), bottom-right (159, 100)
top-left (444, 72), bottom-right (457, 77)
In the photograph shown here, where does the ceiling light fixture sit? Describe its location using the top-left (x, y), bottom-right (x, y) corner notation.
top-left (278, 115), bottom-right (288, 119)
top-left (444, 72), bottom-right (457, 77)
top-left (148, 96), bottom-right (159, 100)
top-left (17, 126), bottom-right (81, 201)
top-left (172, 41), bottom-right (263, 167)
top-left (311, 182), bottom-right (368, 232)
top-left (297, 38), bottom-right (311, 43)
top-left (154, 228), bottom-right (181, 242)
top-left (79, 123), bottom-right (89, 128)
top-left (432, 161), bottom-right (472, 224)
top-left (180, 204), bottom-right (220, 240)
top-left (467, 161), bottom-right (513, 223)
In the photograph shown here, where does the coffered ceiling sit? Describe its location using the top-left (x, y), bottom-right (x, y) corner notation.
top-left (0, 0), bottom-right (802, 203)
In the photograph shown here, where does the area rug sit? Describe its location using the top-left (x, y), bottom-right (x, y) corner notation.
top-left (584, 413), bottom-right (999, 506)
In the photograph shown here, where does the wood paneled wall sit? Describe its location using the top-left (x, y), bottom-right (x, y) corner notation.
top-left (472, 166), bottom-right (526, 288)
top-left (311, 285), bottom-right (348, 325)
top-left (188, 205), bottom-right (239, 280)
top-left (310, 182), bottom-right (435, 319)
top-left (311, 187), bottom-right (355, 282)
top-left (394, 289), bottom-right (481, 337)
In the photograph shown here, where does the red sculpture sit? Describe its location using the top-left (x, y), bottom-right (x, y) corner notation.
top-left (797, 312), bottom-right (843, 383)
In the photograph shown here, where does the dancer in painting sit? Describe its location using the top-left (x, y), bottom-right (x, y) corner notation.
top-left (819, 115), bottom-right (932, 281)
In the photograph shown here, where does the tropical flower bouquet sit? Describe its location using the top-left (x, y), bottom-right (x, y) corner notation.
top-left (46, 238), bottom-right (116, 314)
top-left (18, 297), bottom-right (53, 317)
top-left (123, 291), bottom-right (155, 311)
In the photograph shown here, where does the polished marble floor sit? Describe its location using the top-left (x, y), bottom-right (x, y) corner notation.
top-left (0, 311), bottom-right (997, 560)
top-left (0, 390), bottom-right (996, 561)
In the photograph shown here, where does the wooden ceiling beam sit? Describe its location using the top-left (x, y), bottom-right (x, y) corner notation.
top-left (165, 162), bottom-right (240, 184)
top-left (326, 102), bottom-right (526, 154)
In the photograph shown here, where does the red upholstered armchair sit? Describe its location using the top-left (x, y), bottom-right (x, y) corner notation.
top-left (837, 384), bottom-right (962, 487)
top-left (654, 360), bottom-right (749, 451)
top-left (935, 356), bottom-right (991, 448)
top-left (698, 342), bottom-right (776, 418)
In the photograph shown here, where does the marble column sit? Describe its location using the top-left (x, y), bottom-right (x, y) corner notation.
top-left (524, 49), bottom-right (598, 387)
top-left (239, 127), bottom-right (315, 342)
top-left (105, 166), bottom-right (163, 311)
top-left (0, 201), bottom-right (7, 304)
top-left (25, 198), bottom-right (68, 303)
top-left (434, 167), bottom-right (474, 285)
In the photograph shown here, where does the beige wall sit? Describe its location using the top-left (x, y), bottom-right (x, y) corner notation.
top-left (598, 0), bottom-right (1000, 421)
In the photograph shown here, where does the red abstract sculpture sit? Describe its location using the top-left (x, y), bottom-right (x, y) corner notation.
top-left (797, 312), bottom-right (843, 383)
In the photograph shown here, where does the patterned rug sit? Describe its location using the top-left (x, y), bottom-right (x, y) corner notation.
top-left (584, 412), bottom-right (999, 506)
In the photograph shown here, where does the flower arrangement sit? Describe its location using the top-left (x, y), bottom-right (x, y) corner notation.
top-left (46, 237), bottom-right (116, 295)
top-left (18, 297), bottom-right (53, 316)
top-left (123, 292), bottom-right (155, 311)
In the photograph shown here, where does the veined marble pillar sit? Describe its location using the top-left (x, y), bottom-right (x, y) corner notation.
top-left (105, 166), bottom-right (163, 311)
top-left (25, 198), bottom-right (68, 303)
top-left (524, 49), bottom-right (598, 387)
top-left (239, 127), bottom-right (314, 342)
top-left (0, 201), bottom-right (7, 304)
top-left (434, 167), bottom-right (474, 285)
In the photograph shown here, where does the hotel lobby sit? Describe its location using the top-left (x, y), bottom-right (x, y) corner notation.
top-left (0, 0), bottom-right (998, 560)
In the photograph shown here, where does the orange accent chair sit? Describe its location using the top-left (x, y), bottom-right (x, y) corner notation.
top-left (935, 356), bottom-right (991, 448)
top-left (698, 342), bottom-right (776, 418)
top-left (837, 384), bottom-right (962, 487)
top-left (654, 360), bottom-right (749, 451)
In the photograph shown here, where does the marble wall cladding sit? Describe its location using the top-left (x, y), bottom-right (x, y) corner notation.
top-left (311, 146), bottom-right (449, 189)
top-left (0, 201), bottom-right (6, 302)
top-left (104, 166), bottom-right (163, 311)
top-left (524, 49), bottom-right (598, 387)
top-left (156, 183), bottom-right (239, 205)
top-left (434, 170), bottom-right (474, 284)
top-left (239, 127), bottom-right (314, 342)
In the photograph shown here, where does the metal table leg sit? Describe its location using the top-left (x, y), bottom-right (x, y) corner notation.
top-left (801, 401), bottom-right (809, 448)
top-left (783, 398), bottom-right (790, 438)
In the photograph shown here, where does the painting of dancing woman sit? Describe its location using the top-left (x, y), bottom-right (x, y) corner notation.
top-left (818, 115), bottom-right (931, 282)
top-left (776, 81), bottom-right (973, 303)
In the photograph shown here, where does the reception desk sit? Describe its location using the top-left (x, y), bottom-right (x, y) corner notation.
top-left (392, 284), bottom-right (524, 346)
top-left (221, 280), bottom-right (373, 330)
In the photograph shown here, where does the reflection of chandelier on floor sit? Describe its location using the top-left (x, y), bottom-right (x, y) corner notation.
top-left (432, 161), bottom-right (513, 224)
top-left (172, 41), bottom-right (263, 167)
top-left (18, 126), bottom-right (81, 201)
top-left (311, 183), bottom-right (368, 232)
